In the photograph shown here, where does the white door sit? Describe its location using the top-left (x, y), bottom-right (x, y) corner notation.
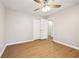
top-left (33, 19), bottom-right (48, 39)
top-left (40, 19), bottom-right (48, 39)
top-left (48, 21), bottom-right (54, 38)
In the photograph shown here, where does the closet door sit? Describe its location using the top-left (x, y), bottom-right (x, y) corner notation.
top-left (33, 19), bottom-right (48, 39)
top-left (40, 19), bottom-right (48, 39)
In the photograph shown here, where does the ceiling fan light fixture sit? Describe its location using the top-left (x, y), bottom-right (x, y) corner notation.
top-left (33, 0), bottom-right (62, 12)
top-left (42, 6), bottom-right (51, 12)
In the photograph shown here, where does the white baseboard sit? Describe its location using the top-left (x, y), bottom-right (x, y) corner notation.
top-left (6, 39), bottom-right (35, 46)
top-left (0, 45), bottom-right (7, 57)
top-left (53, 40), bottom-right (79, 50)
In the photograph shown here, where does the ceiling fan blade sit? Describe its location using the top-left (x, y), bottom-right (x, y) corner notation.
top-left (53, 5), bottom-right (61, 8)
top-left (34, 8), bottom-right (41, 11)
top-left (49, 4), bottom-right (61, 8)
top-left (34, 0), bottom-right (43, 4)
top-left (48, 0), bottom-right (61, 8)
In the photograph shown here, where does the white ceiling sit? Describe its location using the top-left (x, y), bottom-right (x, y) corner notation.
top-left (1, 0), bottom-right (79, 16)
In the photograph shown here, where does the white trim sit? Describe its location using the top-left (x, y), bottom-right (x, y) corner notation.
top-left (53, 39), bottom-right (79, 50)
top-left (6, 39), bottom-right (35, 46)
top-left (0, 45), bottom-right (7, 57)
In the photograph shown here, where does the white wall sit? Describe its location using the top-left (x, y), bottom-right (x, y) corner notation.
top-left (53, 4), bottom-right (79, 48)
top-left (6, 10), bottom-right (33, 45)
top-left (0, 1), bottom-right (5, 56)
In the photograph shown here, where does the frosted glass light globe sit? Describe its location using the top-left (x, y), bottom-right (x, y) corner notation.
top-left (42, 6), bottom-right (51, 12)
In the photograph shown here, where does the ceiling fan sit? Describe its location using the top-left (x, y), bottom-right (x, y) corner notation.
top-left (34, 0), bottom-right (62, 12)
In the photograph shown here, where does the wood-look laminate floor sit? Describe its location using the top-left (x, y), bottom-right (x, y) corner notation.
top-left (1, 39), bottom-right (79, 58)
